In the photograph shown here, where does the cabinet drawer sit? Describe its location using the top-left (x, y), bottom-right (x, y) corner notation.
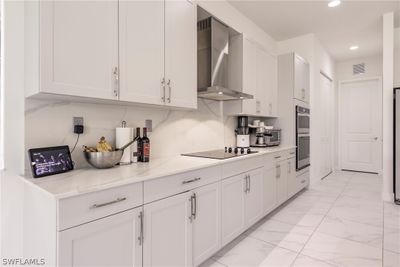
top-left (289, 170), bottom-right (309, 197)
top-left (222, 155), bottom-right (264, 179)
top-left (144, 165), bottom-right (221, 204)
top-left (58, 182), bottom-right (143, 231)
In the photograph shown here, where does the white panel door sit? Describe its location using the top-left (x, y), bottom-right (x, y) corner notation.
top-left (40, 0), bottom-right (118, 100)
top-left (165, 0), bottom-right (197, 109)
top-left (221, 174), bottom-right (246, 246)
top-left (263, 167), bottom-right (276, 215)
top-left (119, 0), bottom-right (165, 105)
top-left (58, 207), bottom-right (142, 267)
top-left (245, 168), bottom-right (264, 226)
top-left (143, 191), bottom-right (192, 267)
top-left (340, 78), bottom-right (382, 173)
top-left (193, 182), bottom-right (221, 266)
top-left (275, 161), bottom-right (288, 206)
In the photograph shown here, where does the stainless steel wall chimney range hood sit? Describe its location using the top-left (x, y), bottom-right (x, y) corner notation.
top-left (197, 17), bottom-right (253, 101)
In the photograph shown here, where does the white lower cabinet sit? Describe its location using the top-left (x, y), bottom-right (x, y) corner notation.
top-left (193, 182), bottom-right (221, 266)
top-left (143, 191), bottom-right (193, 267)
top-left (221, 168), bottom-right (263, 246)
top-left (275, 160), bottom-right (288, 206)
top-left (58, 207), bottom-right (143, 267)
top-left (263, 166), bottom-right (277, 215)
top-left (221, 173), bottom-right (246, 246)
top-left (244, 168), bottom-right (264, 226)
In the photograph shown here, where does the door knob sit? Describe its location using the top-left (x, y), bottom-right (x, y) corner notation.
top-left (373, 137), bottom-right (378, 141)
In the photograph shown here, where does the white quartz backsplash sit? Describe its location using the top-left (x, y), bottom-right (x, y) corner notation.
top-left (25, 98), bottom-right (237, 169)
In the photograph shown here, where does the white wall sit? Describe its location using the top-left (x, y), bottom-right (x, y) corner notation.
top-left (1, 0), bottom-right (26, 259)
top-left (335, 55), bottom-right (383, 81)
top-left (395, 27), bottom-right (400, 88)
top-left (382, 12), bottom-right (394, 202)
top-left (278, 34), bottom-right (335, 186)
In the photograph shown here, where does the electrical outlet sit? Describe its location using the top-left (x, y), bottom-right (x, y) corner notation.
top-left (145, 119), bottom-right (152, 132)
top-left (73, 117), bottom-right (84, 126)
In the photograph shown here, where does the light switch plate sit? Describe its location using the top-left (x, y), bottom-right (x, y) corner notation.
top-left (73, 117), bottom-right (84, 126)
top-left (145, 119), bottom-right (152, 132)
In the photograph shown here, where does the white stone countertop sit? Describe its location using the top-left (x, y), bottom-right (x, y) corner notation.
top-left (21, 146), bottom-right (295, 199)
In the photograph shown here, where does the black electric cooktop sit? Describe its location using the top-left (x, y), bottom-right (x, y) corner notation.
top-left (182, 147), bottom-right (258, 160)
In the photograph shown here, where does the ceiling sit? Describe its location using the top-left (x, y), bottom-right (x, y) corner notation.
top-left (228, 0), bottom-right (400, 61)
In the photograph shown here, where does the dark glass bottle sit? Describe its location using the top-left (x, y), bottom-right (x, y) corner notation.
top-left (136, 127), bottom-right (143, 162)
top-left (141, 127), bottom-right (150, 162)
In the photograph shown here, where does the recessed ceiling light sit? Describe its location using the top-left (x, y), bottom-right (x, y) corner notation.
top-left (349, 46), bottom-right (359, 51)
top-left (328, 0), bottom-right (341, 7)
top-left (218, 92), bottom-right (223, 95)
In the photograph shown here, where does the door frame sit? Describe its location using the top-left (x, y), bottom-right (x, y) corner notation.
top-left (338, 76), bottom-right (383, 173)
top-left (319, 71), bottom-right (334, 179)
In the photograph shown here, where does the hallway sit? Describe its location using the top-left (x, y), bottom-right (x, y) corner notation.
top-left (202, 171), bottom-right (400, 267)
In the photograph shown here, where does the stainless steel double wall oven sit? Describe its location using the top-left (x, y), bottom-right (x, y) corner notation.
top-left (296, 106), bottom-right (310, 170)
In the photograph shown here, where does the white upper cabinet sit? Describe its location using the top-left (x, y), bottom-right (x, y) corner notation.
top-left (58, 207), bottom-right (143, 267)
top-left (28, 0), bottom-right (197, 109)
top-left (294, 54), bottom-right (310, 103)
top-left (165, 0), bottom-right (197, 109)
top-left (119, 1), bottom-right (165, 105)
top-left (39, 0), bottom-right (119, 100)
top-left (226, 35), bottom-right (278, 117)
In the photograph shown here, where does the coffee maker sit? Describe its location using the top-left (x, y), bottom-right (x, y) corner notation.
top-left (235, 116), bottom-right (250, 148)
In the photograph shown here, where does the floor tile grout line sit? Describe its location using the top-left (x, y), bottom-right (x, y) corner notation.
top-left (288, 172), bottom-right (355, 267)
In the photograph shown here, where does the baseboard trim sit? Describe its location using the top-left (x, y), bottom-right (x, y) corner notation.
top-left (382, 192), bottom-right (394, 202)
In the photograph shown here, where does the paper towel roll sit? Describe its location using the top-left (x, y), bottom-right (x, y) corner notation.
top-left (116, 127), bottom-right (133, 164)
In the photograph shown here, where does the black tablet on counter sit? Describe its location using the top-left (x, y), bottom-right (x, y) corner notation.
top-left (28, 145), bottom-right (74, 178)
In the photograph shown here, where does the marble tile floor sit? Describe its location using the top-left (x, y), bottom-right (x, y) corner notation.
top-left (201, 171), bottom-right (400, 267)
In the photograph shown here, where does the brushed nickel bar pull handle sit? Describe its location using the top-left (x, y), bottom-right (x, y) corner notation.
top-left (276, 165), bottom-right (281, 178)
top-left (248, 175), bottom-right (251, 193)
top-left (189, 195), bottom-right (195, 222)
top-left (138, 211), bottom-right (144, 246)
top-left (193, 193), bottom-right (197, 220)
top-left (182, 177), bottom-right (201, 184)
top-left (161, 78), bottom-right (166, 102)
top-left (274, 156), bottom-right (281, 159)
top-left (90, 197), bottom-right (127, 209)
top-left (113, 66), bottom-right (119, 97)
top-left (167, 79), bottom-right (171, 103)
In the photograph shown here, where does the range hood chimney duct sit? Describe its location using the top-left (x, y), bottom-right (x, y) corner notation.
top-left (197, 17), bottom-right (253, 101)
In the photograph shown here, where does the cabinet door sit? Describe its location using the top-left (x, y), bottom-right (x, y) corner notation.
top-left (294, 55), bottom-right (310, 103)
top-left (40, 0), bottom-right (118, 100)
top-left (165, 0), bottom-right (197, 109)
top-left (143, 191), bottom-right (192, 267)
top-left (256, 48), bottom-right (269, 117)
top-left (287, 157), bottom-right (298, 198)
top-left (58, 207), bottom-right (142, 267)
top-left (221, 174), bottom-right (246, 246)
top-left (241, 38), bottom-right (258, 115)
top-left (119, 0), bottom-right (165, 105)
top-left (245, 168), bottom-right (264, 227)
top-left (265, 53), bottom-right (278, 117)
top-left (275, 161), bottom-right (288, 206)
top-left (193, 182), bottom-right (221, 266)
top-left (263, 167), bottom-right (277, 216)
